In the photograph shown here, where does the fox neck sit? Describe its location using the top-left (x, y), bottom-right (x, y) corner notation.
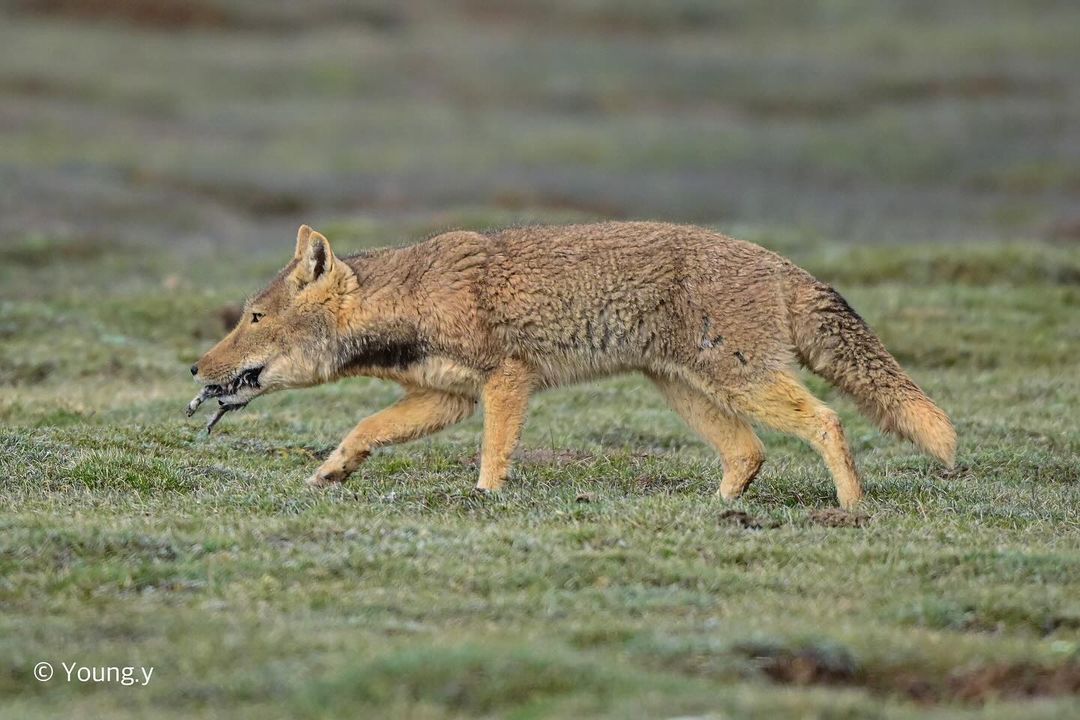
top-left (335, 250), bottom-right (429, 376)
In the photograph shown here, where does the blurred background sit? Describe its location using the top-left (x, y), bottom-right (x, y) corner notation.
top-left (3, 4), bottom-right (1080, 717)
top-left (2, 0), bottom-right (1078, 270)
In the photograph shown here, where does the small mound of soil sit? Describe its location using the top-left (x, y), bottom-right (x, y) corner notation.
top-left (719, 510), bottom-right (780, 530)
top-left (738, 643), bottom-right (857, 686)
top-left (740, 640), bottom-right (1080, 705)
top-left (945, 662), bottom-right (1080, 704)
top-left (809, 508), bottom-right (869, 528)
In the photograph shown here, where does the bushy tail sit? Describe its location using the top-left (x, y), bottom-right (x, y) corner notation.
top-left (786, 272), bottom-right (956, 466)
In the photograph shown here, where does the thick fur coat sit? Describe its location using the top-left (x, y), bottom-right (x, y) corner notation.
top-left (191, 222), bottom-right (956, 508)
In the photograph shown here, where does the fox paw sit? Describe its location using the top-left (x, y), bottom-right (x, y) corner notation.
top-left (306, 468), bottom-right (348, 488)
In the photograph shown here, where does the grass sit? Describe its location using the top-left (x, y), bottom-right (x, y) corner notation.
top-left (2, 0), bottom-right (1079, 715)
top-left (2, 214), bottom-right (1079, 718)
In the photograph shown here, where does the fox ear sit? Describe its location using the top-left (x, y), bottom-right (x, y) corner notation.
top-left (293, 226), bottom-right (335, 285)
top-left (294, 224), bottom-right (314, 258)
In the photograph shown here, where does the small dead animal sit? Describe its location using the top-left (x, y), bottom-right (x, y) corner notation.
top-left (185, 385), bottom-right (247, 434)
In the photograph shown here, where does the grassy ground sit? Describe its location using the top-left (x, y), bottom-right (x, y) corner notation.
top-left (2, 0), bottom-right (1080, 717)
top-left (2, 218), bottom-right (1079, 718)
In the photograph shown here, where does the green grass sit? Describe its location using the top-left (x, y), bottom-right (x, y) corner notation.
top-left (2, 216), bottom-right (1079, 718)
top-left (2, 0), bottom-right (1080, 715)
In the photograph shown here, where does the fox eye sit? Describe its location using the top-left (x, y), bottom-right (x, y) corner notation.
top-left (250, 312), bottom-right (264, 324)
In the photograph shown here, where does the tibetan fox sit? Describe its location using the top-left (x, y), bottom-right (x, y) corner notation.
top-left (189, 222), bottom-right (955, 508)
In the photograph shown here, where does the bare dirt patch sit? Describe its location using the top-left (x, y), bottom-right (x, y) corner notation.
top-left (739, 643), bottom-right (857, 686)
top-left (719, 510), bottom-right (780, 530)
top-left (18, 0), bottom-right (231, 29)
top-left (742, 74), bottom-right (1055, 120)
top-left (808, 508), bottom-right (869, 528)
top-left (943, 662), bottom-right (1080, 704)
top-left (738, 642), bottom-right (1080, 705)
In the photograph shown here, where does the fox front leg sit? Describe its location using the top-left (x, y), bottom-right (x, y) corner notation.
top-left (476, 359), bottom-right (535, 491)
top-left (306, 389), bottom-right (476, 487)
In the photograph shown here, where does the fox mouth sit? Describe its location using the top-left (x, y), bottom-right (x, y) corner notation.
top-left (207, 366), bottom-right (264, 398)
top-left (186, 365), bottom-right (264, 433)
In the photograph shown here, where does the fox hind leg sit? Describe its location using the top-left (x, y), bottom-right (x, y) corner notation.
top-left (650, 373), bottom-right (765, 501)
top-left (307, 387), bottom-right (475, 487)
top-left (732, 371), bottom-right (863, 509)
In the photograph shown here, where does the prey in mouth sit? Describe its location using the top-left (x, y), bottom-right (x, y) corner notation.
top-left (186, 366), bottom-right (264, 433)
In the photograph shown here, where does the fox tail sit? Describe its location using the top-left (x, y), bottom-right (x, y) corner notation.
top-left (786, 272), bottom-right (956, 466)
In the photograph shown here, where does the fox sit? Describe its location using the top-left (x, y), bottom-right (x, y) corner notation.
top-left (189, 222), bottom-right (956, 508)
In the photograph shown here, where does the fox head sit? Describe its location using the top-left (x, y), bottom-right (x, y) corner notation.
top-left (190, 225), bottom-right (357, 406)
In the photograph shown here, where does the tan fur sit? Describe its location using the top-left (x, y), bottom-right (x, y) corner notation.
top-left (476, 358), bottom-right (535, 490)
top-left (307, 387), bottom-right (475, 487)
top-left (192, 222), bottom-right (957, 508)
top-left (649, 373), bottom-right (765, 502)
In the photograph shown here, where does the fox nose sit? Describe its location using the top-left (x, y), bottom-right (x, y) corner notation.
top-left (190, 364), bottom-right (199, 376)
